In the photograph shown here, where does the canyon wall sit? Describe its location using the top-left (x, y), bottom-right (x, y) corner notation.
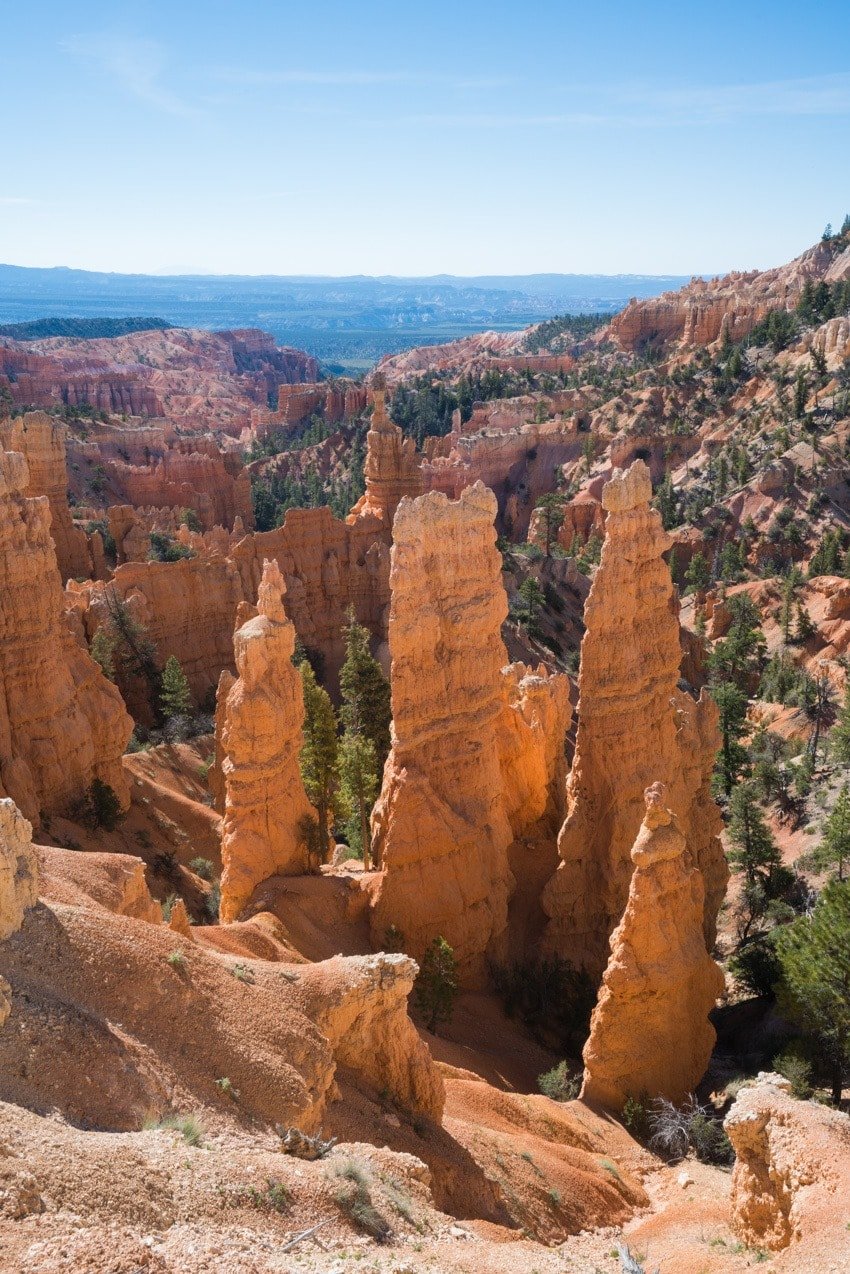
top-left (0, 446), bottom-right (131, 827)
top-left (219, 560), bottom-right (316, 922)
top-left (229, 506), bottom-right (391, 691)
top-left (0, 411), bottom-right (92, 580)
top-left (542, 460), bottom-right (727, 983)
top-left (0, 798), bottom-right (39, 1027)
top-left (608, 238), bottom-right (850, 352)
top-left (2, 327), bottom-right (318, 434)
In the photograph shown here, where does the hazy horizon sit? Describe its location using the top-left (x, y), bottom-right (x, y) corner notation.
top-left (4, 1), bottom-right (849, 278)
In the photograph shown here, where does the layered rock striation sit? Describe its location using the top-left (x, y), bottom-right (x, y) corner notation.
top-left (369, 483), bottom-right (569, 982)
top-left (0, 446), bottom-right (132, 826)
top-left (0, 412), bottom-right (92, 580)
top-left (219, 560), bottom-right (316, 923)
top-left (542, 460), bottom-right (726, 983)
top-left (580, 784), bottom-right (724, 1111)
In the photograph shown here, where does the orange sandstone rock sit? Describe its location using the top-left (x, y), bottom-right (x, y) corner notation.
top-left (348, 379), bottom-right (422, 529)
top-left (0, 801), bottom-right (38, 944)
top-left (294, 953), bottom-right (444, 1121)
top-left (370, 483), bottom-right (569, 982)
top-left (0, 799), bottom-right (39, 1026)
top-left (37, 845), bottom-right (161, 924)
top-left (725, 1073), bottom-right (850, 1256)
top-left (219, 560), bottom-right (316, 923)
top-left (542, 460), bottom-right (726, 982)
top-left (0, 447), bottom-right (132, 827)
top-left (168, 897), bottom-right (194, 939)
top-left (580, 784), bottom-right (724, 1111)
top-left (0, 412), bottom-right (92, 580)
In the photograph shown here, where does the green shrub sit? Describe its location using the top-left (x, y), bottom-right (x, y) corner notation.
top-left (537, 1060), bottom-right (580, 1102)
top-left (144, 1113), bottom-right (203, 1146)
top-left (622, 1094), bottom-right (651, 1142)
top-left (78, 778), bottom-right (124, 831)
top-left (772, 1045), bottom-right (813, 1099)
top-left (332, 1158), bottom-right (392, 1242)
top-left (414, 937), bottom-right (457, 1035)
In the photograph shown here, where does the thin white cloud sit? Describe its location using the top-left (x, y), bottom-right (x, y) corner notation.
top-left (617, 73), bottom-right (850, 120)
top-left (0, 196), bottom-right (36, 206)
top-left (62, 33), bottom-right (199, 118)
top-left (213, 67), bottom-right (514, 90)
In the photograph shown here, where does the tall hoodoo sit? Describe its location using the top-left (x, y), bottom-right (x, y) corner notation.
top-left (580, 784), bottom-right (724, 1111)
top-left (0, 446), bottom-right (132, 826)
top-left (219, 558), bottom-right (316, 923)
top-left (369, 482), bottom-right (569, 983)
top-left (348, 375), bottom-right (422, 530)
top-left (542, 459), bottom-right (726, 982)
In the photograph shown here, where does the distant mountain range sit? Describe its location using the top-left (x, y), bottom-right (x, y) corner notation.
top-left (0, 263), bottom-right (692, 372)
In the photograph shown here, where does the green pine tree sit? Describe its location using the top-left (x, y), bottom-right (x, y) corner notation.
top-left (807, 785), bottom-right (850, 882)
top-left (534, 492), bottom-right (566, 555)
top-left (90, 626), bottom-right (116, 681)
top-left (727, 781), bottom-right (785, 942)
top-left (299, 661), bottom-right (339, 859)
top-left (339, 732), bottom-right (379, 868)
top-left (518, 576), bottom-right (545, 634)
top-left (159, 655), bottom-right (192, 718)
top-left (776, 881), bottom-right (850, 1105)
top-left (414, 936), bottom-right (458, 1035)
top-left (685, 551), bottom-right (711, 594)
top-left (339, 613), bottom-right (391, 771)
top-left (711, 680), bottom-right (749, 796)
top-left (727, 781), bottom-right (783, 884)
top-left (831, 682), bottom-right (850, 766)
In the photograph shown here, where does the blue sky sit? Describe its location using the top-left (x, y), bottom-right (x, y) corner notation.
top-left (3, 0), bottom-right (849, 276)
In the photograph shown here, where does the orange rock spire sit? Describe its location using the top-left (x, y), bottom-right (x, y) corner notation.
top-left (369, 482), bottom-right (569, 983)
top-left (542, 460), bottom-right (727, 981)
top-left (219, 558), bottom-right (316, 923)
top-left (580, 783), bottom-right (724, 1111)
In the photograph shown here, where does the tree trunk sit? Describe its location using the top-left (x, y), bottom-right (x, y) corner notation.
top-left (831, 1059), bottom-right (843, 1108)
top-left (359, 795), bottom-right (371, 870)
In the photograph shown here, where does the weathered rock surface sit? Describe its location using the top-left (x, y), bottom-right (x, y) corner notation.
top-left (2, 327), bottom-right (317, 435)
top-left (0, 412), bottom-right (92, 580)
top-left (348, 380), bottom-right (422, 529)
top-left (229, 505), bottom-right (391, 691)
top-left (68, 553), bottom-right (246, 721)
top-left (608, 239), bottom-right (850, 352)
top-left (542, 460), bottom-right (726, 982)
top-left (370, 483), bottom-right (569, 982)
top-left (294, 953), bottom-right (445, 1122)
top-left (37, 845), bottom-right (161, 925)
top-left (725, 1073), bottom-right (850, 1255)
top-left (0, 801), bottom-right (38, 945)
top-left (0, 447), bottom-right (132, 826)
top-left (580, 784), bottom-right (724, 1111)
top-left (272, 379), bottom-right (366, 428)
top-left (0, 800), bottom-right (38, 1026)
top-left (219, 560), bottom-right (316, 923)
